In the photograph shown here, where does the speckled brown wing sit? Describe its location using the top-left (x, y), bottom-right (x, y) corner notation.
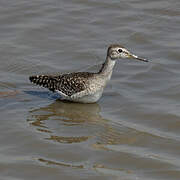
top-left (29, 72), bottom-right (95, 96)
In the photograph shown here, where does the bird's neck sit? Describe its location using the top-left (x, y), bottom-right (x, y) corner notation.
top-left (98, 56), bottom-right (116, 80)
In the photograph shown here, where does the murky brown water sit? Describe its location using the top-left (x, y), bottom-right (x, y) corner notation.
top-left (0, 0), bottom-right (180, 179)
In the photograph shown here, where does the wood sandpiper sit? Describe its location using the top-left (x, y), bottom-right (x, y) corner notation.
top-left (29, 44), bottom-right (148, 103)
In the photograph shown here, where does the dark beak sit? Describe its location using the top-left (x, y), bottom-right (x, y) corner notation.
top-left (130, 54), bottom-right (148, 62)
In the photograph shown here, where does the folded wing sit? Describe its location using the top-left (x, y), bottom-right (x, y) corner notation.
top-left (29, 72), bottom-right (94, 97)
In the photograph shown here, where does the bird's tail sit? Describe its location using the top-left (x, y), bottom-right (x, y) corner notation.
top-left (29, 75), bottom-right (57, 91)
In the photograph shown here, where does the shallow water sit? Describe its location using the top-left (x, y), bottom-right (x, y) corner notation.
top-left (0, 0), bottom-right (180, 179)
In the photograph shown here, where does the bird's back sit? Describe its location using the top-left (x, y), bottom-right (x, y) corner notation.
top-left (29, 72), bottom-right (96, 97)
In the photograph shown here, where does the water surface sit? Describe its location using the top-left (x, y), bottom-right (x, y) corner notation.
top-left (0, 0), bottom-right (180, 179)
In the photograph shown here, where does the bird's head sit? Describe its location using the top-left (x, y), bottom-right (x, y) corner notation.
top-left (107, 44), bottom-right (148, 62)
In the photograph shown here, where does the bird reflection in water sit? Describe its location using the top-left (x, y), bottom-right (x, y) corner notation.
top-left (28, 100), bottom-right (138, 173)
top-left (28, 100), bottom-right (137, 146)
top-left (28, 101), bottom-right (107, 143)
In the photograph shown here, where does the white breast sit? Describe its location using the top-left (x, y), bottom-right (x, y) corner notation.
top-left (71, 88), bottom-right (104, 103)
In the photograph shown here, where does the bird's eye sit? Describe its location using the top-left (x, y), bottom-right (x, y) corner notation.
top-left (118, 49), bottom-right (122, 53)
